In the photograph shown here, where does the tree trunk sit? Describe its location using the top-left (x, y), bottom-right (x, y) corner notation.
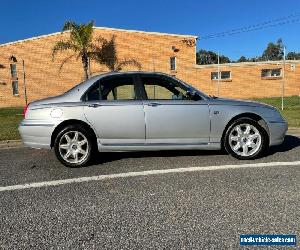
top-left (82, 54), bottom-right (89, 80)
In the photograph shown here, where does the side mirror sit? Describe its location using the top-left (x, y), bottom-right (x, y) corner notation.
top-left (187, 90), bottom-right (202, 101)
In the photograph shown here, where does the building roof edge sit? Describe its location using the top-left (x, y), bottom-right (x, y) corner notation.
top-left (195, 60), bottom-right (300, 68)
top-left (0, 27), bottom-right (198, 47)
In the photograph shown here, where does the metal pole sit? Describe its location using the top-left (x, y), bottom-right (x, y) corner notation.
top-left (152, 57), bottom-right (156, 98)
top-left (281, 46), bottom-right (286, 110)
top-left (217, 51), bottom-right (220, 96)
top-left (22, 59), bottom-right (28, 105)
top-left (88, 57), bottom-right (91, 77)
top-left (152, 58), bottom-right (155, 72)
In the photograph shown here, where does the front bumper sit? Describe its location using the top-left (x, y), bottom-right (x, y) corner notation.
top-left (18, 120), bottom-right (55, 149)
top-left (267, 121), bottom-right (288, 146)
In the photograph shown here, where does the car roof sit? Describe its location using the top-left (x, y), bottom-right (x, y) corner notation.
top-left (63, 72), bottom-right (170, 99)
top-left (93, 71), bottom-right (171, 78)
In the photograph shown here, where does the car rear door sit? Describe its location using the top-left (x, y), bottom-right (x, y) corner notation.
top-left (83, 74), bottom-right (145, 145)
top-left (139, 74), bottom-right (210, 144)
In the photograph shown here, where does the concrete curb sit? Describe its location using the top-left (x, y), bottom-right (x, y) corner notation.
top-left (0, 140), bottom-right (23, 149)
top-left (288, 127), bottom-right (300, 136)
top-left (0, 128), bottom-right (299, 149)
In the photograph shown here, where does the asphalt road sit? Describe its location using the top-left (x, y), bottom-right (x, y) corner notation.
top-left (0, 135), bottom-right (300, 249)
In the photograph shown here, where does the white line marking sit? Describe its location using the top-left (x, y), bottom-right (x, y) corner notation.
top-left (1, 161), bottom-right (300, 192)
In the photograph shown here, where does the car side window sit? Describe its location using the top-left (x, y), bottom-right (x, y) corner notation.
top-left (141, 76), bottom-right (192, 100)
top-left (87, 76), bottom-right (136, 101)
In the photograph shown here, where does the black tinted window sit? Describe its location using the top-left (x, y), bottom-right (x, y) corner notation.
top-left (141, 76), bottom-right (192, 100)
top-left (87, 76), bottom-right (136, 101)
top-left (10, 64), bottom-right (17, 78)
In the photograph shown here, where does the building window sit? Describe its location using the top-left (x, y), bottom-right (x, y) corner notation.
top-left (211, 71), bottom-right (231, 80)
top-left (12, 80), bottom-right (19, 96)
top-left (261, 68), bottom-right (282, 78)
top-left (10, 64), bottom-right (17, 78)
top-left (170, 57), bottom-right (176, 71)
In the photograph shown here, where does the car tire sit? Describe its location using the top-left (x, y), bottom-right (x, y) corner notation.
top-left (224, 118), bottom-right (268, 160)
top-left (54, 124), bottom-right (94, 167)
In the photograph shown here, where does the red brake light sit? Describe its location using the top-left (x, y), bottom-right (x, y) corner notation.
top-left (23, 103), bottom-right (30, 117)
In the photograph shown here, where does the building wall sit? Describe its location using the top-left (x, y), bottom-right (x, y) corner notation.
top-left (0, 28), bottom-right (197, 107)
top-left (0, 27), bottom-right (299, 108)
top-left (193, 61), bottom-right (300, 99)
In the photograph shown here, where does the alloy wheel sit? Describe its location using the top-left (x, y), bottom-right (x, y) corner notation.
top-left (228, 123), bottom-right (262, 157)
top-left (58, 131), bottom-right (89, 164)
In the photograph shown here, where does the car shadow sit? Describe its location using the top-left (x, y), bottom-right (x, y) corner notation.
top-left (90, 135), bottom-right (300, 166)
top-left (268, 135), bottom-right (300, 155)
top-left (91, 149), bottom-right (227, 165)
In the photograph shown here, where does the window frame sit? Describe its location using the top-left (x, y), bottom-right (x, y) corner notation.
top-left (170, 56), bottom-right (177, 71)
top-left (261, 68), bottom-right (282, 79)
top-left (137, 73), bottom-right (201, 101)
top-left (211, 71), bottom-right (231, 81)
top-left (82, 74), bottom-right (143, 102)
top-left (211, 72), bottom-right (219, 80)
top-left (12, 80), bottom-right (19, 96)
top-left (10, 64), bottom-right (18, 79)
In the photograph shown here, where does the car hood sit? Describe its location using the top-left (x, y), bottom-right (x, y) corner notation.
top-left (208, 97), bottom-right (276, 110)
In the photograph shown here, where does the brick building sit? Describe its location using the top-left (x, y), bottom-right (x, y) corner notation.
top-left (0, 27), bottom-right (197, 107)
top-left (0, 27), bottom-right (299, 107)
top-left (194, 60), bottom-right (300, 99)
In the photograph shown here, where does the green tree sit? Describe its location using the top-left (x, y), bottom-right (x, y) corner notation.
top-left (261, 38), bottom-right (284, 61)
top-left (52, 21), bottom-right (97, 80)
top-left (196, 49), bottom-right (230, 65)
top-left (286, 51), bottom-right (300, 60)
top-left (237, 56), bottom-right (248, 62)
top-left (92, 35), bottom-right (141, 71)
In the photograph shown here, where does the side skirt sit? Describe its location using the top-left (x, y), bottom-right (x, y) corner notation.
top-left (97, 141), bottom-right (221, 152)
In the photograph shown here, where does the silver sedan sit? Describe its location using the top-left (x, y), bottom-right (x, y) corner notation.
top-left (19, 72), bottom-right (288, 167)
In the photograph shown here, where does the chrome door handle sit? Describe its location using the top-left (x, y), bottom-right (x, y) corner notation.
top-left (147, 102), bottom-right (160, 107)
top-left (88, 103), bottom-right (102, 108)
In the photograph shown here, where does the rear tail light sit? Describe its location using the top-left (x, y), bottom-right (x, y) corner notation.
top-left (23, 103), bottom-right (30, 118)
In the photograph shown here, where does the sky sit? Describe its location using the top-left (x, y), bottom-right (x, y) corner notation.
top-left (0, 0), bottom-right (299, 60)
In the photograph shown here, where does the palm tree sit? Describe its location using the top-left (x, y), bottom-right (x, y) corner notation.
top-left (93, 35), bottom-right (141, 71)
top-left (52, 21), bottom-right (96, 80)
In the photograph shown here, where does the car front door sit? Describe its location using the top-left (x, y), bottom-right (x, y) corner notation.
top-left (139, 74), bottom-right (210, 144)
top-left (83, 74), bottom-right (145, 145)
